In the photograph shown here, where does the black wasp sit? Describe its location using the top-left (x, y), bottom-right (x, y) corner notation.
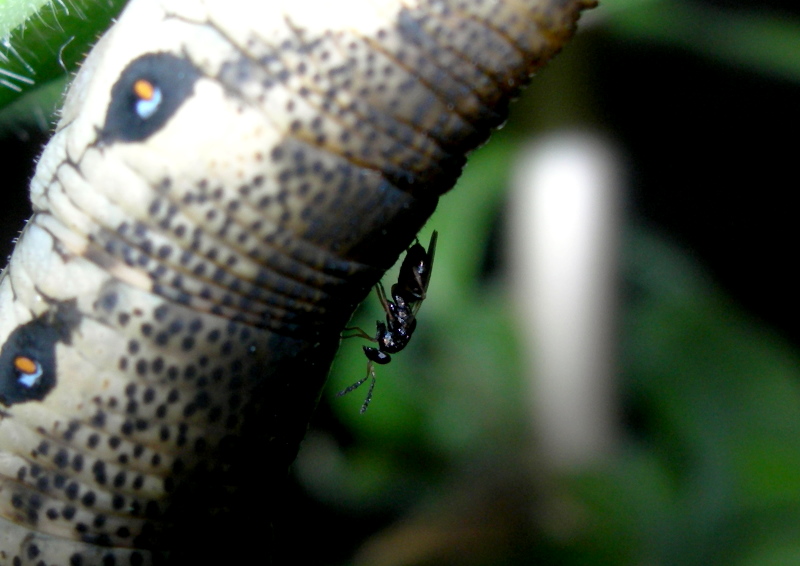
top-left (339, 231), bottom-right (438, 413)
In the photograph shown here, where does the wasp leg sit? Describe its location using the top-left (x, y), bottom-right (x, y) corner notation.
top-left (342, 326), bottom-right (374, 341)
top-left (375, 281), bottom-right (396, 322)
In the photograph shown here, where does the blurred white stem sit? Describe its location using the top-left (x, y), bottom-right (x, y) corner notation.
top-left (509, 132), bottom-right (621, 469)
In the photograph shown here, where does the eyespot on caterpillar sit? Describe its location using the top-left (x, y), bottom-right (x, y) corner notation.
top-left (132, 78), bottom-right (163, 119)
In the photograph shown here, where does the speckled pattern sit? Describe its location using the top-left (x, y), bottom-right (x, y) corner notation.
top-left (0, 0), bottom-right (594, 563)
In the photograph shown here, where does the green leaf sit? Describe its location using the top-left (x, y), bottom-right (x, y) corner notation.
top-left (0, 0), bottom-right (126, 118)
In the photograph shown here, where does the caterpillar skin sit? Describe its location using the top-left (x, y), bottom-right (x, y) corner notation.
top-left (0, 0), bottom-right (594, 563)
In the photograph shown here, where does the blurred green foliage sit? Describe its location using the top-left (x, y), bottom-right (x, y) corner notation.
top-left (0, 0), bottom-right (126, 111)
top-left (316, 156), bottom-right (800, 566)
top-left (1, 0), bottom-right (798, 565)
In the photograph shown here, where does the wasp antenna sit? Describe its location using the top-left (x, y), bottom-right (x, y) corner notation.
top-left (337, 374), bottom-right (369, 396)
top-left (359, 367), bottom-right (378, 414)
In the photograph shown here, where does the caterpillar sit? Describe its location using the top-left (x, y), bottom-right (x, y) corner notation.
top-left (0, 0), bottom-right (595, 563)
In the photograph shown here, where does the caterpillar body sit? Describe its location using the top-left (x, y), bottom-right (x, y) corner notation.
top-left (0, 0), bottom-right (594, 563)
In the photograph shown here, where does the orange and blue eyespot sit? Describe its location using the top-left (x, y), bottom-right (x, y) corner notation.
top-left (0, 306), bottom-right (77, 407)
top-left (132, 78), bottom-right (163, 120)
top-left (99, 53), bottom-right (201, 144)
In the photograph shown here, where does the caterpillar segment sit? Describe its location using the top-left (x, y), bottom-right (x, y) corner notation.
top-left (0, 0), bottom-right (595, 563)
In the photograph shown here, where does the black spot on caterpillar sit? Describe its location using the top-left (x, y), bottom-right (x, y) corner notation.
top-left (0, 0), bottom-right (596, 563)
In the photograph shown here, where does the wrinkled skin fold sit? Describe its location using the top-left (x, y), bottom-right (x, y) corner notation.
top-left (0, 0), bottom-right (595, 563)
